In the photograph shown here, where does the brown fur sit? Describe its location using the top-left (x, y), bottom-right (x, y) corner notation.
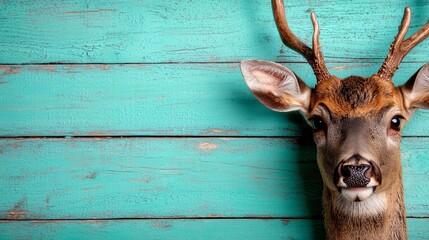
top-left (241, 59), bottom-right (429, 240)
top-left (323, 175), bottom-right (407, 239)
top-left (312, 75), bottom-right (406, 118)
top-left (311, 74), bottom-right (408, 239)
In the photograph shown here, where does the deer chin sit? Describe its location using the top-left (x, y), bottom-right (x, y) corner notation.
top-left (333, 190), bottom-right (387, 217)
top-left (340, 187), bottom-right (374, 202)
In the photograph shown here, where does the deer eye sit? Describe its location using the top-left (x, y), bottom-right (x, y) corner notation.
top-left (390, 116), bottom-right (402, 131)
top-left (310, 116), bottom-right (327, 132)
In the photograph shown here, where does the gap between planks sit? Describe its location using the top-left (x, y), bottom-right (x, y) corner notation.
top-left (0, 135), bottom-right (294, 139)
top-left (0, 216), bottom-right (426, 223)
top-left (1, 217), bottom-right (319, 222)
top-left (0, 59), bottom-right (428, 66)
top-left (0, 135), bottom-right (428, 139)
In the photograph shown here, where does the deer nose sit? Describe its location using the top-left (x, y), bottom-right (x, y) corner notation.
top-left (341, 164), bottom-right (370, 187)
top-left (334, 155), bottom-right (382, 189)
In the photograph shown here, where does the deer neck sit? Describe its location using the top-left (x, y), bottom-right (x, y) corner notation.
top-left (322, 171), bottom-right (407, 240)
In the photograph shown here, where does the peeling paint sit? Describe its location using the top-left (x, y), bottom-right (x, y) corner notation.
top-left (85, 172), bottom-right (98, 180)
top-left (29, 65), bottom-right (56, 72)
top-left (64, 64), bottom-right (79, 72)
top-left (85, 64), bottom-right (110, 70)
top-left (330, 63), bottom-right (373, 70)
top-left (250, 175), bottom-right (265, 180)
top-left (31, 220), bottom-right (61, 226)
top-left (81, 220), bottom-right (105, 226)
top-left (7, 199), bottom-right (27, 220)
top-left (281, 219), bottom-right (290, 225)
top-left (7, 143), bottom-right (22, 149)
top-left (152, 220), bottom-right (172, 229)
top-left (331, 65), bottom-right (349, 70)
top-left (0, 66), bottom-right (21, 75)
top-left (207, 128), bottom-right (238, 135)
top-left (198, 142), bottom-right (218, 151)
top-left (87, 131), bottom-right (106, 136)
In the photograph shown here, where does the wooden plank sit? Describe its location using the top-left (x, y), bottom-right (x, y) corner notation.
top-left (0, 0), bottom-right (428, 64)
top-left (2, 219), bottom-right (324, 240)
top-left (1, 63), bottom-right (428, 137)
top-left (0, 219), bottom-right (428, 240)
top-left (0, 137), bottom-right (428, 219)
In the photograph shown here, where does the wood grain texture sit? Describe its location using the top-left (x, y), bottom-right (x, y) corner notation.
top-left (0, 0), bottom-right (428, 64)
top-left (1, 63), bottom-right (428, 137)
top-left (1, 219), bottom-right (325, 240)
top-left (0, 219), bottom-right (428, 240)
top-left (0, 219), bottom-right (415, 240)
top-left (0, 137), bottom-right (428, 219)
top-left (1, 0), bottom-right (429, 238)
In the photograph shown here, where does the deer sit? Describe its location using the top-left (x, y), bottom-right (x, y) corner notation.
top-left (240, 0), bottom-right (429, 239)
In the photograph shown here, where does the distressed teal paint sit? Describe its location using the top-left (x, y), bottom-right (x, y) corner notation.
top-left (1, 219), bottom-right (324, 240)
top-left (0, 0), bottom-right (428, 238)
top-left (0, 219), bottom-right (428, 240)
top-left (0, 219), bottom-right (420, 240)
top-left (0, 219), bottom-right (316, 240)
top-left (0, 138), bottom-right (428, 219)
top-left (0, 0), bottom-right (428, 64)
top-left (0, 63), bottom-right (428, 137)
top-left (0, 138), bottom-right (321, 219)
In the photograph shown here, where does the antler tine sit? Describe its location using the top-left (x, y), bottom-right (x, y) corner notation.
top-left (272, 0), bottom-right (330, 83)
top-left (378, 7), bottom-right (429, 80)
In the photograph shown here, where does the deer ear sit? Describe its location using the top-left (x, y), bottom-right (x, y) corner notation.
top-left (401, 63), bottom-right (429, 110)
top-left (240, 60), bottom-right (312, 114)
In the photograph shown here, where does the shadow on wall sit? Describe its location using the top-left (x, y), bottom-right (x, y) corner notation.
top-left (239, 0), bottom-right (287, 61)
top-left (233, 84), bottom-right (325, 239)
top-left (295, 128), bottom-right (325, 239)
top-left (237, 0), bottom-right (325, 238)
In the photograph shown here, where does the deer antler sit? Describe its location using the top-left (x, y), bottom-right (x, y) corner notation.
top-left (272, 0), bottom-right (330, 83)
top-left (378, 7), bottom-right (429, 80)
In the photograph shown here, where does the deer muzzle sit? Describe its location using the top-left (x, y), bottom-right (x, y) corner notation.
top-left (334, 155), bottom-right (382, 202)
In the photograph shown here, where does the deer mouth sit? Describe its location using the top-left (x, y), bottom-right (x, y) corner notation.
top-left (334, 156), bottom-right (382, 202)
top-left (339, 186), bottom-right (376, 202)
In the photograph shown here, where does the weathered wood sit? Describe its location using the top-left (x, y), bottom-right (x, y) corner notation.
top-left (0, 137), bottom-right (428, 219)
top-left (0, 219), bottom-right (428, 240)
top-left (0, 0), bottom-right (428, 64)
top-left (1, 63), bottom-right (428, 137)
top-left (3, 219), bottom-right (324, 240)
top-left (1, 0), bottom-right (428, 238)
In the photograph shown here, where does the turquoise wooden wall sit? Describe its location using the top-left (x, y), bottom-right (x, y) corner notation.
top-left (0, 0), bottom-right (428, 239)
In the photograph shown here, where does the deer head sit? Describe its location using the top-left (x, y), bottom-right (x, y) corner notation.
top-left (241, 0), bottom-right (429, 238)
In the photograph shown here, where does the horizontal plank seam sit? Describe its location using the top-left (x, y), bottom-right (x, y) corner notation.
top-left (0, 59), bottom-right (427, 66)
top-left (0, 135), bottom-right (302, 139)
top-left (0, 216), bottom-right (427, 222)
top-left (0, 216), bottom-right (322, 222)
top-left (0, 135), bottom-right (427, 139)
top-left (0, 217), bottom-right (321, 221)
